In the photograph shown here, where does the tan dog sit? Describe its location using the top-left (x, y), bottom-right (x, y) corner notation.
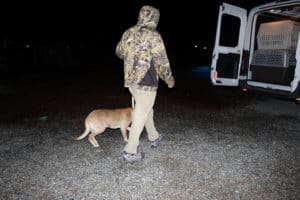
top-left (76, 107), bottom-right (132, 147)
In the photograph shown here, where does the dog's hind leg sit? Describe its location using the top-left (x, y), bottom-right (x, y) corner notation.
top-left (88, 128), bottom-right (105, 147)
top-left (120, 126), bottom-right (129, 144)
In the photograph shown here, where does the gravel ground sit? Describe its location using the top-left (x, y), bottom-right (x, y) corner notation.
top-left (0, 67), bottom-right (299, 199)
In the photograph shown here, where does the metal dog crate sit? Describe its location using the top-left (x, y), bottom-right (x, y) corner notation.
top-left (251, 49), bottom-right (296, 85)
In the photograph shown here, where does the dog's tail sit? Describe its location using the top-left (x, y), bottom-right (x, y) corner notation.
top-left (75, 128), bottom-right (90, 140)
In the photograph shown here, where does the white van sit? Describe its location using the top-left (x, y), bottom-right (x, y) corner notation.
top-left (210, 0), bottom-right (300, 99)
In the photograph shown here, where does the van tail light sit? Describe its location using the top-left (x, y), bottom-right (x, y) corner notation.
top-left (213, 71), bottom-right (218, 79)
top-left (242, 87), bottom-right (247, 92)
top-left (240, 50), bottom-right (249, 75)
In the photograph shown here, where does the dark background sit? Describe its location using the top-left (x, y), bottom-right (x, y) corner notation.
top-left (0, 0), bottom-right (273, 74)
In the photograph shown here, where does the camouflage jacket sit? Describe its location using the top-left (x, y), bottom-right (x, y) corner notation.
top-left (116, 5), bottom-right (175, 91)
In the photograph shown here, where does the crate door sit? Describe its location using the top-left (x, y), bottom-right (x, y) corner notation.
top-left (211, 3), bottom-right (247, 86)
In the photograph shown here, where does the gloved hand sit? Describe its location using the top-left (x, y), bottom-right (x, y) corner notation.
top-left (168, 80), bottom-right (175, 88)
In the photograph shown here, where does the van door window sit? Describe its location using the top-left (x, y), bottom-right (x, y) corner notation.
top-left (219, 14), bottom-right (241, 47)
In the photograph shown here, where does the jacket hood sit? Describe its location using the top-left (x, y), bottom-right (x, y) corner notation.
top-left (137, 5), bottom-right (160, 30)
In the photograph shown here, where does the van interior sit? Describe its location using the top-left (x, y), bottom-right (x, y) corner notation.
top-left (249, 5), bottom-right (300, 87)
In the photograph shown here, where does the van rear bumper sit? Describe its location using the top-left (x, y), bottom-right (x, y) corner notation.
top-left (240, 80), bottom-right (292, 99)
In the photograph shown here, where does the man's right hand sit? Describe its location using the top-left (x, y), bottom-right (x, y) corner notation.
top-left (168, 80), bottom-right (175, 88)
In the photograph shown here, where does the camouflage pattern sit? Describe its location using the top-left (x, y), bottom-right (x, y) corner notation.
top-left (116, 5), bottom-right (175, 91)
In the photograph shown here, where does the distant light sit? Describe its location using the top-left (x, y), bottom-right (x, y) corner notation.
top-left (202, 46), bottom-right (207, 50)
top-left (194, 44), bottom-right (198, 48)
top-left (24, 40), bottom-right (32, 48)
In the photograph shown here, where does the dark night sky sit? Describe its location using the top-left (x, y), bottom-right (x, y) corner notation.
top-left (0, 0), bottom-right (273, 67)
top-left (2, 1), bottom-right (219, 44)
top-left (1, 0), bottom-right (273, 42)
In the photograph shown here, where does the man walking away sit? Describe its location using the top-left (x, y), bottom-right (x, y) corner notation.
top-left (116, 5), bottom-right (175, 163)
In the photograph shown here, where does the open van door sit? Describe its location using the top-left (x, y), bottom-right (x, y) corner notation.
top-left (291, 33), bottom-right (300, 94)
top-left (211, 3), bottom-right (247, 86)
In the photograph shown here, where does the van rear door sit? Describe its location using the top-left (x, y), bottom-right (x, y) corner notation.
top-left (211, 3), bottom-right (247, 86)
top-left (291, 33), bottom-right (300, 94)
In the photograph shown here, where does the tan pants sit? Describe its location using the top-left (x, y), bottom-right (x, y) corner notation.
top-left (124, 87), bottom-right (159, 154)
